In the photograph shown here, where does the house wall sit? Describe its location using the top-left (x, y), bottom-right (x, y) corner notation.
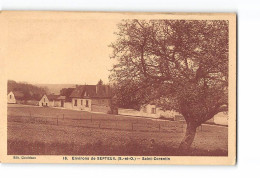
top-left (64, 102), bottom-right (72, 109)
top-left (72, 98), bottom-right (92, 111)
top-left (54, 100), bottom-right (61, 107)
top-left (48, 100), bottom-right (54, 107)
top-left (71, 98), bottom-right (111, 113)
top-left (91, 99), bottom-right (111, 113)
top-left (39, 95), bottom-right (49, 107)
top-left (139, 104), bottom-right (159, 118)
top-left (7, 92), bottom-right (16, 104)
top-left (207, 112), bottom-right (228, 125)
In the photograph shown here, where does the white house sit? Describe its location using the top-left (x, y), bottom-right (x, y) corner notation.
top-left (70, 85), bottom-right (112, 113)
top-left (39, 95), bottom-right (49, 107)
top-left (7, 91), bottom-right (16, 104)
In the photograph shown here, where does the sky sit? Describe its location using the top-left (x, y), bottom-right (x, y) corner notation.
top-left (4, 12), bottom-right (120, 85)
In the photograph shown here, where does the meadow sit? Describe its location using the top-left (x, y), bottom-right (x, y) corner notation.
top-left (7, 104), bottom-right (228, 156)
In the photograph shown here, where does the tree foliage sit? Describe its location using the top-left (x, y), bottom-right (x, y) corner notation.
top-left (110, 20), bottom-right (228, 122)
top-left (109, 20), bottom-right (229, 149)
top-left (97, 79), bottom-right (104, 85)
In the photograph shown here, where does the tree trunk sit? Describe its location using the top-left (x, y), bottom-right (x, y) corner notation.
top-left (179, 121), bottom-right (198, 152)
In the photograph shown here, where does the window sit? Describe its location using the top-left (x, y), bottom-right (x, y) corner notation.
top-left (81, 100), bottom-right (83, 105)
top-left (74, 99), bottom-right (77, 106)
top-left (10, 95), bottom-right (11, 99)
top-left (151, 108), bottom-right (156, 114)
top-left (143, 106), bottom-right (147, 113)
top-left (86, 100), bottom-right (89, 107)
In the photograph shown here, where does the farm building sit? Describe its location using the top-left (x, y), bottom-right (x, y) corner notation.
top-left (38, 94), bottom-right (67, 108)
top-left (70, 85), bottom-right (112, 113)
top-left (7, 91), bottom-right (16, 104)
top-left (47, 94), bottom-right (66, 107)
top-left (39, 94), bottom-right (49, 107)
top-left (118, 104), bottom-right (180, 119)
top-left (7, 91), bottom-right (25, 104)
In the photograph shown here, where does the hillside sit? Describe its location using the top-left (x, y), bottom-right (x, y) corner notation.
top-left (8, 80), bottom-right (48, 100)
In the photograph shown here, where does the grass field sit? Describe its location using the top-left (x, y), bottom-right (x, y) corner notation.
top-left (7, 104), bottom-right (228, 156)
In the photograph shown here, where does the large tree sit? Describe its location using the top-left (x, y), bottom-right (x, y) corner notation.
top-left (109, 20), bottom-right (228, 150)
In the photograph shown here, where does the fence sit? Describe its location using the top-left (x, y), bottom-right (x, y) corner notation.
top-left (7, 112), bottom-right (224, 133)
top-left (8, 113), bottom-right (192, 133)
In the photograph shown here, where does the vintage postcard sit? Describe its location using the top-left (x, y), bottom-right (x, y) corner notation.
top-left (0, 11), bottom-right (236, 165)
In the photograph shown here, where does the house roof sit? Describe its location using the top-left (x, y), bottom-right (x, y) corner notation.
top-left (70, 85), bottom-right (111, 99)
top-left (47, 94), bottom-right (60, 101)
top-left (40, 94), bottom-right (66, 101)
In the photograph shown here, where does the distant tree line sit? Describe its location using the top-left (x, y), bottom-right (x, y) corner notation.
top-left (8, 80), bottom-right (49, 101)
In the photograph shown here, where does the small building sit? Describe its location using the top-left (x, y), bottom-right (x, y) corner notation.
top-left (47, 94), bottom-right (60, 107)
top-left (208, 112), bottom-right (228, 125)
top-left (39, 94), bottom-right (66, 108)
top-left (38, 94), bottom-right (67, 108)
top-left (70, 85), bottom-right (112, 113)
top-left (39, 94), bottom-right (49, 107)
top-left (7, 91), bottom-right (25, 104)
top-left (140, 104), bottom-right (180, 119)
top-left (118, 104), bottom-right (179, 119)
top-left (7, 91), bottom-right (16, 104)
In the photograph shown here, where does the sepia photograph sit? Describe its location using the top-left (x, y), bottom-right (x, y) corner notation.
top-left (0, 11), bottom-right (236, 164)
